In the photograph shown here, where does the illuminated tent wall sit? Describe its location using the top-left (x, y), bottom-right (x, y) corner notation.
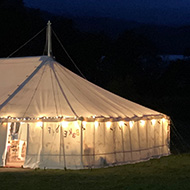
top-left (0, 56), bottom-right (170, 169)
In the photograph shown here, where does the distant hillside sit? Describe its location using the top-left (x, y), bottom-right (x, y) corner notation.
top-left (72, 17), bottom-right (142, 38)
top-left (133, 24), bottom-right (190, 54)
top-left (18, 3), bottom-right (190, 55)
top-left (72, 17), bottom-right (190, 54)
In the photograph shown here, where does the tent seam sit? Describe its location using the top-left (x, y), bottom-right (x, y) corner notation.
top-left (56, 63), bottom-right (126, 117)
top-left (50, 64), bottom-right (59, 116)
top-left (22, 63), bottom-right (48, 117)
top-left (54, 63), bottom-right (96, 116)
top-left (51, 62), bottom-right (78, 118)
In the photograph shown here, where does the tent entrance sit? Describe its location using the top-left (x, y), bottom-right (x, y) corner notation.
top-left (5, 122), bottom-right (27, 168)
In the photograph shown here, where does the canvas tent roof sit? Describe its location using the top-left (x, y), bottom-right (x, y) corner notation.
top-left (0, 56), bottom-right (163, 120)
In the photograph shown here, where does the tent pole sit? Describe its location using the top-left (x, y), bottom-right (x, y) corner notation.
top-left (137, 121), bottom-right (142, 159)
top-left (1, 123), bottom-right (9, 166)
top-left (154, 121), bottom-right (156, 156)
top-left (25, 123), bottom-right (30, 166)
top-left (61, 125), bottom-right (67, 170)
top-left (120, 123), bottom-right (125, 163)
top-left (45, 20), bottom-right (52, 57)
top-left (80, 121), bottom-right (83, 168)
top-left (128, 123), bottom-right (133, 162)
top-left (59, 124), bottom-right (61, 165)
top-left (161, 119), bottom-right (164, 155)
top-left (146, 121), bottom-right (149, 156)
top-left (113, 123), bottom-right (117, 163)
top-left (41, 122), bottom-right (44, 163)
top-left (93, 123), bottom-right (95, 167)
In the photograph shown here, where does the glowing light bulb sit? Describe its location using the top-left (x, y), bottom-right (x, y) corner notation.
top-left (95, 121), bottom-right (99, 128)
top-left (129, 121), bottom-right (134, 128)
top-left (140, 120), bottom-right (145, 126)
top-left (36, 122), bottom-right (43, 127)
top-left (61, 121), bottom-right (68, 128)
top-left (151, 119), bottom-right (156, 126)
top-left (119, 121), bottom-right (125, 127)
top-left (106, 121), bottom-right (111, 129)
top-left (2, 122), bottom-right (7, 127)
top-left (74, 121), bottom-right (80, 128)
top-left (82, 121), bottom-right (86, 128)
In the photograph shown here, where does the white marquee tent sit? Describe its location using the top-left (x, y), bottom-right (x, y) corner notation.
top-left (0, 22), bottom-right (170, 169)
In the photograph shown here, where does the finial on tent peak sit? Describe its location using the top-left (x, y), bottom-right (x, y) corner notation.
top-left (47, 20), bottom-right (51, 26)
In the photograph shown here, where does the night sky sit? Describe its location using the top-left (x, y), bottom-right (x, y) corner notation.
top-left (24, 0), bottom-right (190, 25)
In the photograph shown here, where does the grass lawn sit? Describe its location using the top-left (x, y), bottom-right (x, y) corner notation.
top-left (0, 154), bottom-right (190, 190)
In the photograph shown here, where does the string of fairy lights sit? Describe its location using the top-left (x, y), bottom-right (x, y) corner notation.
top-left (0, 115), bottom-right (168, 131)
